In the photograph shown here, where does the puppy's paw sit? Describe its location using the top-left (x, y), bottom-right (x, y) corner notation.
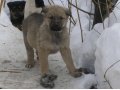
top-left (70, 68), bottom-right (91, 78)
top-left (40, 74), bottom-right (57, 88)
top-left (70, 69), bottom-right (83, 78)
top-left (48, 74), bottom-right (57, 81)
top-left (25, 61), bottom-right (35, 68)
top-left (78, 68), bottom-right (91, 74)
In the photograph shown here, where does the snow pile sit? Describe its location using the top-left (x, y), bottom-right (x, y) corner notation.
top-left (77, 0), bottom-right (120, 75)
top-left (95, 23), bottom-right (120, 89)
top-left (70, 74), bottom-right (97, 89)
top-left (0, 10), bottom-right (27, 61)
top-left (0, 9), bottom-right (11, 26)
top-left (93, 0), bottom-right (120, 88)
top-left (69, 0), bottom-right (95, 71)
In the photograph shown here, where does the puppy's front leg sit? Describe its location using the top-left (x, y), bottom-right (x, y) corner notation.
top-left (60, 47), bottom-right (82, 77)
top-left (38, 48), bottom-right (49, 75)
top-left (38, 48), bottom-right (57, 88)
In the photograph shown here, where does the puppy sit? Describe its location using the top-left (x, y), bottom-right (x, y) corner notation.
top-left (7, 1), bottom-right (26, 30)
top-left (22, 5), bottom-right (83, 88)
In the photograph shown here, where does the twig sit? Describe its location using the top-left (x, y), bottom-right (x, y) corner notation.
top-left (97, 0), bottom-right (105, 29)
top-left (0, 70), bottom-right (21, 73)
top-left (3, 0), bottom-right (6, 7)
top-left (9, 69), bottom-right (29, 71)
top-left (51, 0), bottom-right (55, 5)
top-left (68, 0), bottom-right (94, 15)
top-left (106, 0), bottom-right (110, 27)
top-left (115, 6), bottom-right (120, 10)
top-left (104, 59), bottom-right (120, 89)
top-left (75, 0), bottom-right (84, 43)
top-left (60, 0), bottom-right (65, 6)
top-left (48, 0), bottom-right (52, 5)
top-left (89, 1), bottom-right (93, 31)
top-left (71, 16), bottom-right (76, 25)
top-left (68, 0), bottom-right (72, 34)
top-left (67, 0), bottom-right (76, 26)
top-left (114, 1), bottom-right (120, 7)
top-left (93, 28), bottom-right (101, 35)
top-left (112, 11), bottom-right (117, 21)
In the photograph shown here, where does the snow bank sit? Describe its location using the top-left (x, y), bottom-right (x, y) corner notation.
top-left (95, 23), bottom-right (120, 89)
top-left (0, 0), bottom-right (98, 89)
top-left (0, 10), bottom-right (27, 62)
top-left (70, 74), bottom-right (97, 89)
top-left (76, 0), bottom-right (120, 73)
top-left (69, 0), bottom-right (96, 71)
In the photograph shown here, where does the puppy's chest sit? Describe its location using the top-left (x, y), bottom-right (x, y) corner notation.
top-left (51, 33), bottom-right (62, 45)
top-left (39, 32), bottom-right (65, 52)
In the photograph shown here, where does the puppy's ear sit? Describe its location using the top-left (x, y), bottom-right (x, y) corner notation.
top-left (21, 1), bottom-right (26, 7)
top-left (41, 7), bottom-right (49, 13)
top-left (65, 9), bottom-right (72, 17)
top-left (7, 2), bottom-right (13, 8)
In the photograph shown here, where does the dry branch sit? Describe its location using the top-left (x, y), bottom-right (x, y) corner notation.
top-left (60, 0), bottom-right (65, 6)
top-left (89, 1), bottom-right (93, 31)
top-left (51, 0), bottom-right (55, 5)
top-left (75, 0), bottom-right (84, 43)
top-left (0, 70), bottom-right (21, 73)
top-left (104, 59), bottom-right (120, 89)
top-left (68, 0), bottom-right (72, 34)
top-left (68, 0), bottom-right (94, 15)
top-left (48, 0), bottom-right (52, 5)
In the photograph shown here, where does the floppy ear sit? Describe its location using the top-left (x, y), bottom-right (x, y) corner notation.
top-left (41, 7), bottom-right (49, 13)
top-left (7, 2), bottom-right (13, 8)
top-left (65, 9), bottom-right (72, 17)
top-left (21, 1), bottom-right (26, 7)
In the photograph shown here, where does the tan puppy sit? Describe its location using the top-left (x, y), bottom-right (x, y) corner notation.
top-left (22, 5), bottom-right (83, 88)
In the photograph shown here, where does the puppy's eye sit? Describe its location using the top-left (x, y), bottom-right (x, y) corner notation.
top-left (12, 7), bottom-right (16, 11)
top-left (49, 16), bottom-right (54, 19)
top-left (18, 6), bottom-right (23, 10)
top-left (59, 16), bottom-right (64, 20)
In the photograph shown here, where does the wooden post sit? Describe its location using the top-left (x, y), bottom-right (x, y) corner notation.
top-left (0, 0), bottom-right (4, 14)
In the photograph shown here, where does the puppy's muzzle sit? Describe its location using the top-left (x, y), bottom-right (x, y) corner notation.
top-left (50, 18), bottom-right (62, 32)
top-left (50, 24), bottom-right (62, 31)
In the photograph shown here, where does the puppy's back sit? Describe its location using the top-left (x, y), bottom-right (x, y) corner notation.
top-left (22, 13), bottom-right (44, 35)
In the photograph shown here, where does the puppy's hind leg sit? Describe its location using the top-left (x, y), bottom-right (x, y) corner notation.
top-left (23, 34), bottom-right (35, 68)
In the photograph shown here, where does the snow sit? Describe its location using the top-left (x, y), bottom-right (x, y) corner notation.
top-left (95, 23), bottom-right (120, 89)
top-left (0, 9), bottom-right (26, 61)
top-left (1, 0), bottom-right (120, 89)
top-left (0, 0), bottom-right (97, 89)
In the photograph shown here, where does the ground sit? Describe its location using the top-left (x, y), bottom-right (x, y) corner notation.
top-left (1, 0), bottom-right (120, 89)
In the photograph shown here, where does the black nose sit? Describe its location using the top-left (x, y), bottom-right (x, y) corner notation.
top-left (54, 24), bottom-right (59, 27)
top-left (50, 24), bottom-right (61, 31)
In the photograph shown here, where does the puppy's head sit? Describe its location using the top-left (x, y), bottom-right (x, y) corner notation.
top-left (7, 1), bottom-right (26, 19)
top-left (42, 5), bottom-right (71, 32)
